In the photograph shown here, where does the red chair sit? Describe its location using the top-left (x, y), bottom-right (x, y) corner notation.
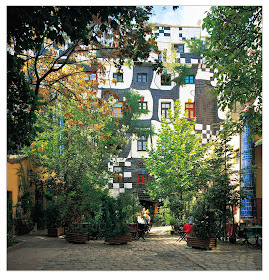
top-left (176, 224), bottom-right (193, 242)
top-left (127, 223), bottom-right (139, 240)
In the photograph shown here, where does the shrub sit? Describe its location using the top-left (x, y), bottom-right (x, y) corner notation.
top-left (191, 196), bottom-right (218, 238)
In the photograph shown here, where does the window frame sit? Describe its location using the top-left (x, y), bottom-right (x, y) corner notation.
top-left (174, 44), bottom-right (184, 53)
top-left (185, 76), bottom-right (195, 84)
top-left (137, 73), bottom-right (147, 83)
top-left (85, 71), bottom-right (97, 82)
top-left (113, 102), bottom-right (123, 118)
top-left (137, 136), bottom-right (147, 151)
top-left (138, 101), bottom-right (148, 110)
top-left (185, 102), bottom-right (195, 118)
top-left (234, 149), bottom-right (240, 165)
top-left (114, 166), bottom-right (124, 183)
top-left (161, 102), bottom-right (171, 119)
top-left (161, 73), bottom-right (171, 86)
top-left (138, 174), bottom-right (148, 184)
top-left (113, 72), bottom-right (124, 82)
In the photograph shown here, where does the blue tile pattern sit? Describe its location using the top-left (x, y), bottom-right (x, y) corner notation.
top-left (240, 124), bottom-right (255, 217)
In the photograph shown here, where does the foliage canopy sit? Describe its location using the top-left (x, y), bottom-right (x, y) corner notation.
top-left (202, 6), bottom-right (262, 137)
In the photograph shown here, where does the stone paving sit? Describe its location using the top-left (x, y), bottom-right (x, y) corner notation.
top-left (7, 226), bottom-right (262, 271)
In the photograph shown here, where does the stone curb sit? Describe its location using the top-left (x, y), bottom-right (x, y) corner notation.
top-left (7, 241), bottom-right (26, 254)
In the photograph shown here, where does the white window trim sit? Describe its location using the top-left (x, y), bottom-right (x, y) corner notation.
top-left (158, 99), bottom-right (174, 121)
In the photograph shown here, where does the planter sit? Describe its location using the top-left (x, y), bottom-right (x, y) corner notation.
top-left (47, 227), bottom-right (64, 237)
top-left (65, 232), bottom-right (89, 244)
top-left (106, 233), bottom-right (132, 245)
top-left (187, 237), bottom-right (217, 250)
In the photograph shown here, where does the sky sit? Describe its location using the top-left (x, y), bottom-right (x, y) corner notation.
top-left (148, 6), bottom-right (211, 36)
top-left (149, 6), bottom-right (210, 27)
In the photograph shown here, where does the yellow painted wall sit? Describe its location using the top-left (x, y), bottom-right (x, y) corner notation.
top-left (7, 156), bottom-right (31, 217)
top-left (255, 145), bottom-right (262, 198)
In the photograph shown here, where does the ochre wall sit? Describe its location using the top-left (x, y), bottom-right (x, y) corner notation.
top-left (7, 157), bottom-right (30, 216)
top-left (255, 145), bottom-right (262, 198)
top-left (255, 144), bottom-right (262, 224)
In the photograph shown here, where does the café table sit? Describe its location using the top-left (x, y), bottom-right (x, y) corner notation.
top-left (246, 225), bottom-right (262, 248)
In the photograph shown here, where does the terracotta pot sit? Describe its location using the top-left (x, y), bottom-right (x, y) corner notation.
top-left (187, 237), bottom-right (217, 250)
top-left (65, 232), bottom-right (89, 244)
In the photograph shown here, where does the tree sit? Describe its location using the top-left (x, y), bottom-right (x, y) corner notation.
top-left (157, 44), bottom-right (195, 87)
top-left (7, 53), bottom-right (38, 153)
top-left (25, 93), bottom-right (128, 229)
top-left (202, 6), bottom-right (262, 137)
top-left (185, 38), bottom-right (205, 56)
top-left (197, 116), bottom-right (243, 240)
top-left (144, 100), bottom-right (209, 218)
top-left (7, 6), bottom-right (161, 152)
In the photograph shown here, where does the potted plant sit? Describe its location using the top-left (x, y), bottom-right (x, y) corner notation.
top-left (45, 200), bottom-right (64, 237)
top-left (187, 197), bottom-right (217, 250)
top-left (101, 194), bottom-right (131, 245)
top-left (65, 223), bottom-right (89, 243)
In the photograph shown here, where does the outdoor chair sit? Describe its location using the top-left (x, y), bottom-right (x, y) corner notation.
top-left (127, 223), bottom-right (140, 240)
top-left (176, 224), bottom-right (193, 242)
top-left (237, 225), bottom-right (252, 247)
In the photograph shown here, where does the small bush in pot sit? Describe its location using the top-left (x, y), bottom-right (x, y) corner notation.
top-left (101, 194), bottom-right (130, 244)
top-left (187, 196), bottom-right (218, 249)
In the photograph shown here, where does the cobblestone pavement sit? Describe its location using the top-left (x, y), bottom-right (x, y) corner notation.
top-left (7, 227), bottom-right (262, 271)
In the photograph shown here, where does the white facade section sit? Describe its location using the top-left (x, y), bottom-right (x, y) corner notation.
top-left (137, 90), bottom-right (153, 119)
top-left (124, 183), bottom-right (132, 189)
top-left (196, 68), bottom-right (214, 80)
top-left (131, 135), bottom-right (151, 158)
top-left (123, 172), bottom-right (132, 178)
top-left (150, 71), bottom-right (176, 90)
top-left (179, 84), bottom-right (195, 116)
top-left (195, 124), bottom-right (203, 130)
top-left (99, 65), bottom-right (133, 89)
top-left (155, 25), bottom-right (201, 46)
top-left (113, 183), bottom-right (119, 189)
top-left (158, 99), bottom-right (175, 121)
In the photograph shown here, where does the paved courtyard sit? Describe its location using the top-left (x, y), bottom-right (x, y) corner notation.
top-left (7, 226), bottom-right (262, 271)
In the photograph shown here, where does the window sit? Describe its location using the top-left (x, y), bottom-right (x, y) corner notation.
top-left (161, 73), bottom-right (171, 86)
top-left (185, 102), bottom-right (195, 118)
top-left (113, 72), bottom-right (123, 82)
top-left (164, 27), bottom-right (170, 30)
top-left (179, 33), bottom-right (182, 37)
top-left (138, 174), bottom-right (148, 184)
top-left (174, 44), bottom-right (184, 53)
top-left (179, 27), bottom-right (182, 30)
top-left (85, 72), bottom-right (97, 82)
top-left (164, 33), bottom-right (171, 37)
top-left (185, 76), bottom-right (194, 84)
top-left (114, 167), bottom-right (123, 183)
top-left (113, 102), bottom-right (123, 118)
top-left (139, 101), bottom-right (148, 110)
top-left (234, 149), bottom-right (240, 165)
top-left (137, 73), bottom-right (147, 83)
top-left (161, 102), bottom-right (171, 118)
top-left (137, 136), bottom-right (147, 151)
